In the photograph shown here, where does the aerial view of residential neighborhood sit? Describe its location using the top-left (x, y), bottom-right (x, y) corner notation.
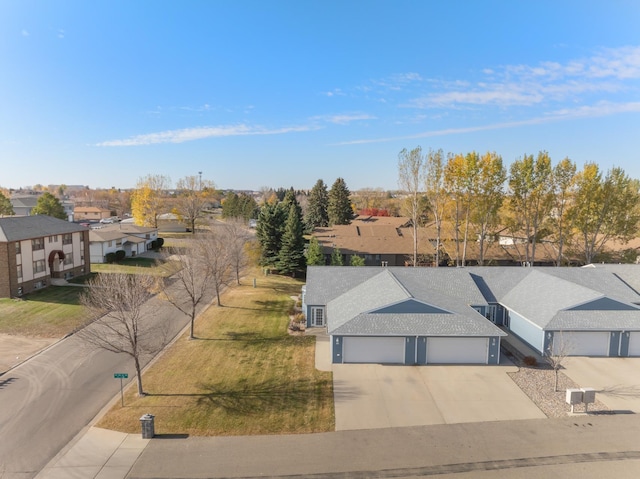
top-left (2, 2), bottom-right (640, 478)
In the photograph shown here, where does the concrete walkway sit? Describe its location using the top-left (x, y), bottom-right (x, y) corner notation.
top-left (36, 428), bottom-right (148, 479)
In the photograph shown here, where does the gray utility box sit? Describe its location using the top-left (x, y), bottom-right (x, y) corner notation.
top-left (566, 389), bottom-right (583, 405)
top-left (581, 388), bottom-right (596, 404)
top-left (140, 414), bottom-right (155, 439)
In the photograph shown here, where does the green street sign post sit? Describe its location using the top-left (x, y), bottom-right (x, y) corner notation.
top-left (114, 373), bottom-right (129, 406)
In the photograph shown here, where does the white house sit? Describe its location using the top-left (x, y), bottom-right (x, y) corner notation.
top-left (89, 224), bottom-right (158, 263)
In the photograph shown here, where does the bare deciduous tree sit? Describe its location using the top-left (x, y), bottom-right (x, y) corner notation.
top-left (78, 273), bottom-right (160, 397)
top-left (545, 331), bottom-right (572, 392)
top-left (160, 238), bottom-right (213, 340)
top-left (398, 147), bottom-right (425, 267)
top-left (221, 219), bottom-right (251, 285)
top-left (202, 228), bottom-right (234, 306)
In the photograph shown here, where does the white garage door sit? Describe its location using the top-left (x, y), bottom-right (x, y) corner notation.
top-left (552, 331), bottom-right (610, 356)
top-left (342, 337), bottom-right (405, 364)
top-left (427, 337), bottom-right (488, 364)
top-left (628, 332), bottom-right (640, 356)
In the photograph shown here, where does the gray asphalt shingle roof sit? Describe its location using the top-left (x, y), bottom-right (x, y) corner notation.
top-left (306, 265), bottom-right (640, 336)
top-left (0, 215), bottom-right (86, 242)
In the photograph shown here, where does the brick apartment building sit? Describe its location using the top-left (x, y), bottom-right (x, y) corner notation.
top-left (0, 215), bottom-right (91, 297)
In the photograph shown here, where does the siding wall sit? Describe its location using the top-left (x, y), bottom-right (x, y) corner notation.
top-left (507, 309), bottom-right (545, 353)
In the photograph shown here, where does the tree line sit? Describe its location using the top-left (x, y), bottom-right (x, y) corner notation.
top-left (254, 178), bottom-right (354, 275)
top-left (397, 147), bottom-right (640, 266)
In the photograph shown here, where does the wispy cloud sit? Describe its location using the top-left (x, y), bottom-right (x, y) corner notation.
top-left (57, 29), bottom-right (65, 39)
top-left (312, 113), bottom-right (377, 125)
top-left (336, 101), bottom-right (640, 145)
top-left (97, 124), bottom-right (317, 147)
top-left (21, 29), bottom-right (29, 37)
top-left (411, 45), bottom-right (640, 109)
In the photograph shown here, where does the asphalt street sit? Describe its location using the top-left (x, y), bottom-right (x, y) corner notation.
top-left (0, 281), bottom-right (212, 478)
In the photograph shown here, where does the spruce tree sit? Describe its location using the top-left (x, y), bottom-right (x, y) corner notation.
top-left (277, 203), bottom-right (306, 276)
top-left (305, 179), bottom-right (329, 230)
top-left (255, 202), bottom-right (286, 267)
top-left (328, 178), bottom-right (353, 226)
top-left (306, 236), bottom-right (325, 266)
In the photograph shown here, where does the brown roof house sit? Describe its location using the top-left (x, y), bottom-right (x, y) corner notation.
top-left (74, 206), bottom-right (112, 222)
top-left (0, 215), bottom-right (91, 297)
top-left (312, 216), bottom-right (435, 266)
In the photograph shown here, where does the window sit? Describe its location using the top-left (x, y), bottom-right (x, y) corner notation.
top-left (15, 242), bottom-right (21, 254)
top-left (80, 232), bottom-right (84, 241)
top-left (33, 259), bottom-right (46, 273)
top-left (108, 241), bottom-right (113, 247)
top-left (116, 240), bottom-right (122, 247)
top-left (49, 235), bottom-right (58, 243)
top-left (17, 264), bottom-right (22, 279)
top-left (34, 280), bottom-right (45, 290)
top-left (62, 233), bottom-right (73, 245)
top-left (63, 253), bottom-right (74, 266)
top-left (32, 238), bottom-right (44, 250)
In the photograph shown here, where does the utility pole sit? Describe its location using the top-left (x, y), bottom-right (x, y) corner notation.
top-left (198, 171), bottom-right (202, 191)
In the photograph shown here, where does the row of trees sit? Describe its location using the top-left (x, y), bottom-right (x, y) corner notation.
top-left (254, 178), bottom-right (355, 275)
top-left (79, 220), bottom-right (252, 396)
top-left (131, 174), bottom-right (218, 232)
top-left (221, 192), bottom-right (258, 221)
top-left (397, 147), bottom-right (640, 266)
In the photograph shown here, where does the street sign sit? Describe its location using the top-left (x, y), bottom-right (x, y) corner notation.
top-left (114, 373), bottom-right (129, 406)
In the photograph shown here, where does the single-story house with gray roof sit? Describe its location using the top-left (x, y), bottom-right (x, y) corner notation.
top-left (303, 265), bottom-right (640, 365)
top-left (303, 266), bottom-right (506, 365)
top-left (89, 224), bottom-right (158, 263)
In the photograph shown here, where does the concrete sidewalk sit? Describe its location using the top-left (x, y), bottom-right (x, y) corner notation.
top-left (35, 428), bottom-right (149, 479)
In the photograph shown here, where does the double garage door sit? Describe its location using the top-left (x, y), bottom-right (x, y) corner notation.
top-left (341, 336), bottom-right (489, 364)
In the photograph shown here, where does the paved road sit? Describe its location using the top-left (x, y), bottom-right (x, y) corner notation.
top-left (0, 284), bottom-right (211, 478)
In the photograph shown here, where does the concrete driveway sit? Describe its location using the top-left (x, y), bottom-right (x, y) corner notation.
top-left (563, 357), bottom-right (640, 413)
top-left (333, 362), bottom-right (546, 431)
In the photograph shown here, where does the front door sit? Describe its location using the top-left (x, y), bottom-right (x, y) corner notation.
top-left (311, 307), bottom-right (325, 327)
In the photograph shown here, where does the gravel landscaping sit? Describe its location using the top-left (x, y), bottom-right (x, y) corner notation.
top-left (508, 364), bottom-right (610, 418)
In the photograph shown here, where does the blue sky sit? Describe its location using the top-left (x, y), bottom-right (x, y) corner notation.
top-left (1, 1), bottom-right (639, 191)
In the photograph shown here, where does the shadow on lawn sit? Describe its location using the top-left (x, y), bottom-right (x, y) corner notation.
top-left (194, 331), bottom-right (309, 344)
top-left (17, 287), bottom-right (83, 305)
top-left (149, 377), bottom-right (342, 415)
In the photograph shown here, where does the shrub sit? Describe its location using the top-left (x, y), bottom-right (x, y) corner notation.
top-left (155, 237), bottom-right (165, 249)
top-left (522, 356), bottom-right (538, 367)
top-left (150, 240), bottom-right (158, 250)
top-left (294, 313), bottom-right (306, 323)
top-left (105, 252), bottom-right (116, 264)
top-left (115, 250), bottom-right (126, 262)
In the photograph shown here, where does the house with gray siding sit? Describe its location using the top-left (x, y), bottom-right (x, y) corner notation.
top-left (303, 265), bottom-right (640, 365)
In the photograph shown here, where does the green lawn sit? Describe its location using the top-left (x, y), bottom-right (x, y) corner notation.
top-left (0, 286), bottom-right (87, 337)
top-left (91, 257), bottom-right (176, 276)
top-left (97, 269), bottom-right (335, 436)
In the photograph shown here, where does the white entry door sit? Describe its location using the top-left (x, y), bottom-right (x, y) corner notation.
top-left (311, 307), bottom-right (325, 327)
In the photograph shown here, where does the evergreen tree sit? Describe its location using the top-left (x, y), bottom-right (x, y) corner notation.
top-left (255, 202), bottom-right (286, 267)
top-left (222, 192), bottom-right (239, 218)
top-left (350, 255), bottom-right (365, 266)
top-left (305, 179), bottom-right (329, 230)
top-left (277, 203), bottom-right (306, 276)
top-left (328, 177), bottom-right (353, 226)
top-left (0, 192), bottom-right (14, 215)
top-left (306, 236), bottom-right (325, 265)
top-left (32, 192), bottom-right (67, 220)
top-left (330, 247), bottom-right (344, 266)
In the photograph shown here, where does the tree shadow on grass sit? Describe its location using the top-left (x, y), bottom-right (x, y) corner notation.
top-left (194, 331), bottom-right (310, 345)
top-left (149, 377), bottom-right (345, 416)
